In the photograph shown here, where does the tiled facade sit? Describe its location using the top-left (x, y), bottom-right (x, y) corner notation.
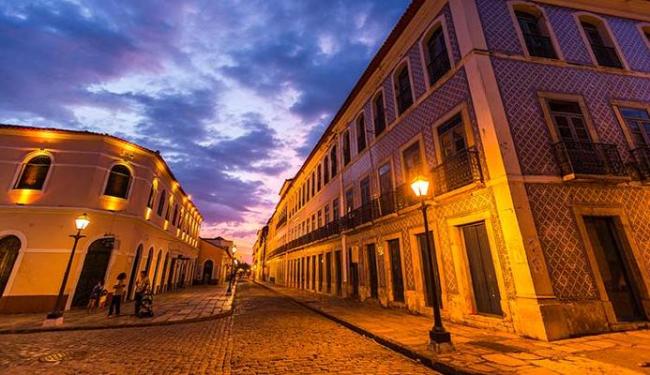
top-left (262, 0), bottom-right (650, 340)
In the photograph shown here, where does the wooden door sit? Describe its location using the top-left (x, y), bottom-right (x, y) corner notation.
top-left (367, 244), bottom-right (379, 298)
top-left (73, 238), bottom-right (113, 306)
top-left (0, 235), bottom-right (21, 297)
top-left (335, 251), bottom-right (342, 296)
top-left (584, 217), bottom-right (645, 322)
top-left (416, 232), bottom-right (442, 308)
top-left (462, 222), bottom-right (502, 316)
top-left (388, 239), bottom-right (405, 303)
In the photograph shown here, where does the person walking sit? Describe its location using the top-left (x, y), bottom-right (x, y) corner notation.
top-left (134, 271), bottom-right (150, 317)
top-left (108, 272), bottom-right (127, 318)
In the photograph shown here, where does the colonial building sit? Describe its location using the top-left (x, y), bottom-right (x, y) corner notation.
top-left (262, 0), bottom-right (650, 340)
top-left (197, 237), bottom-right (235, 285)
top-left (0, 125), bottom-right (203, 313)
top-left (252, 225), bottom-right (269, 282)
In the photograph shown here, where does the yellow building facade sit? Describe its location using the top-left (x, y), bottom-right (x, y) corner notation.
top-left (262, 0), bottom-right (650, 341)
top-left (197, 237), bottom-right (234, 285)
top-left (0, 125), bottom-right (203, 313)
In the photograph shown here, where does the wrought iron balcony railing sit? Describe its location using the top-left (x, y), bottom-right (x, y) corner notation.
top-left (591, 44), bottom-right (623, 68)
top-left (552, 141), bottom-right (626, 177)
top-left (630, 146), bottom-right (650, 180)
top-left (522, 33), bottom-right (557, 59)
top-left (432, 147), bottom-right (483, 196)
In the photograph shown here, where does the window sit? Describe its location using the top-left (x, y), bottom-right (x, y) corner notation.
top-left (619, 107), bottom-right (650, 147)
top-left (360, 176), bottom-right (371, 207)
top-left (514, 9), bottom-right (557, 59)
top-left (104, 164), bottom-right (131, 199)
top-left (146, 185), bottom-right (155, 208)
top-left (580, 18), bottom-right (623, 68)
top-left (317, 164), bottom-right (322, 191)
top-left (333, 198), bottom-right (340, 220)
top-left (324, 204), bottom-right (330, 223)
top-left (424, 26), bottom-right (451, 85)
top-left (311, 172), bottom-right (316, 197)
top-left (402, 141), bottom-right (423, 183)
top-left (14, 155), bottom-right (51, 190)
top-left (165, 204), bottom-right (171, 221)
top-left (378, 163), bottom-right (393, 196)
top-left (157, 190), bottom-right (166, 216)
top-left (373, 93), bottom-right (386, 136)
top-left (172, 204), bottom-right (179, 225)
top-left (330, 145), bottom-right (338, 177)
top-left (345, 188), bottom-right (354, 214)
top-left (548, 100), bottom-right (591, 144)
top-left (317, 210), bottom-right (322, 227)
top-left (394, 64), bottom-right (413, 115)
top-left (324, 156), bottom-right (330, 184)
top-left (342, 130), bottom-right (351, 165)
top-left (311, 214), bottom-right (316, 231)
top-left (356, 114), bottom-right (367, 153)
top-left (438, 114), bottom-right (468, 160)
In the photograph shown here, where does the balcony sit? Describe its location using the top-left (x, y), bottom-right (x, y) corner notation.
top-left (522, 33), bottom-right (557, 59)
top-left (630, 146), bottom-right (650, 180)
top-left (591, 45), bottom-right (623, 68)
top-left (432, 147), bottom-right (483, 196)
top-left (552, 141), bottom-right (626, 178)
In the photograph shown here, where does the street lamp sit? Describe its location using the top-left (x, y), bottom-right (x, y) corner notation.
top-left (410, 176), bottom-right (451, 349)
top-left (45, 213), bottom-right (90, 324)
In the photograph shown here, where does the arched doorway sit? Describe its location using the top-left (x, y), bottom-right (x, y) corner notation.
top-left (127, 245), bottom-right (143, 300)
top-left (160, 253), bottom-right (169, 293)
top-left (145, 247), bottom-right (153, 275)
top-left (203, 260), bottom-right (214, 284)
top-left (72, 238), bottom-right (113, 307)
top-left (0, 235), bottom-right (21, 297)
top-left (152, 250), bottom-right (162, 293)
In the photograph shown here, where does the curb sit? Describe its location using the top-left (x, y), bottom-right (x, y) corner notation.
top-left (0, 283), bottom-right (237, 335)
top-left (256, 281), bottom-right (476, 375)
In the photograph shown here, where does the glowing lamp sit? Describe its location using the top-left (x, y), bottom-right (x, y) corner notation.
top-left (75, 213), bottom-right (90, 231)
top-left (410, 175), bottom-right (430, 197)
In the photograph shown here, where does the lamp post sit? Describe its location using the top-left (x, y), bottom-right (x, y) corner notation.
top-left (226, 245), bottom-right (237, 295)
top-left (45, 213), bottom-right (90, 324)
top-left (410, 176), bottom-right (451, 349)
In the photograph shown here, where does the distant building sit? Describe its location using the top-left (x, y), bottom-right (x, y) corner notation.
top-left (197, 237), bottom-right (234, 285)
top-left (252, 225), bottom-right (269, 282)
top-left (261, 0), bottom-right (650, 340)
top-left (0, 125), bottom-right (203, 313)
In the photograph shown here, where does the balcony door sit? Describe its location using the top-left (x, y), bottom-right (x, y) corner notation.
top-left (378, 163), bottom-right (394, 215)
top-left (584, 217), bottom-right (646, 322)
top-left (387, 239), bottom-right (405, 303)
top-left (366, 244), bottom-right (379, 298)
top-left (438, 115), bottom-right (470, 191)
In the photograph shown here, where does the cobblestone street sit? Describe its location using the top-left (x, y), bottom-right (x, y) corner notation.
top-left (0, 281), bottom-right (436, 374)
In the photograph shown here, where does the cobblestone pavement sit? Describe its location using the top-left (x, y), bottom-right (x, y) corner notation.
top-left (0, 281), bottom-right (437, 375)
top-left (0, 285), bottom-right (231, 333)
top-left (264, 282), bottom-right (650, 374)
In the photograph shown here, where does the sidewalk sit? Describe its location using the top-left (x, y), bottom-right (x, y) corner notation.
top-left (260, 282), bottom-right (650, 374)
top-left (0, 284), bottom-right (235, 334)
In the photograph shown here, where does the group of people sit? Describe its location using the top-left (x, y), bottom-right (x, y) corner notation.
top-left (87, 271), bottom-right (153, 318)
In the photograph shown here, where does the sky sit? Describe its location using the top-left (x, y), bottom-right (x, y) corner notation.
top-left (0, 0), bottom-right (410, 262)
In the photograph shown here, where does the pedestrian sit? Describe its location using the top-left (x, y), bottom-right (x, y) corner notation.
top-left (134, 271), bottom-right (150, 317)
top-left (108, 272), bottom-right (127, 318)
top-left (87, 280), bottom-right (105, 313)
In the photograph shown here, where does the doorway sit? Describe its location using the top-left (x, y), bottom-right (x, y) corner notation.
top-left (348, 248), bottom-right (359, 298)
top-left (127, 245), bottom-right (143, 300)
top-left (326, 252), bottom-right (332, 293)
top-left (584, 216), bottom-right (646, 322)
top-left (0, 235), bottom-right (21, 297)
top-left (462, 222), bottom-right (502, 316)
top-left (335, 251), bottom-right (342, 296)
top-left (72, 238), bottom-right (113, 307)
top-left (203, 260), bottom-right (214, 284)
top-left (366, 244), bottom-right (379, 298)
top-left (388, 239), bottom-right (405, 303)
top-left (417, 231), bottom-right (442, 308)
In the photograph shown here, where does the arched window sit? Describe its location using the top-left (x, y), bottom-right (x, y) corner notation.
top-left (513, 6), bottom-right (558, 59)
top-left (373, 92), bottom-right (386, 136)
top-left (146, 185), bottom-right (155, 208)
top-left (356, 114), bottom-right (367, 153)
top-left (579, 16), bottom-right (623, 68)
top-left (157, 190), bottom-right (166, 216)
top-left (14, 155), bottom-right (51, 190)
top-left (104, 164), bottom-right (131, 198)
top-left (423, 25), bottom-right (451, 85)
top-left (394, 64), bottom-right (413, 115)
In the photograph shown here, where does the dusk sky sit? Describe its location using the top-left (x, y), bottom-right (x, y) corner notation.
top-left (0, 0), bottom-right (410, 261)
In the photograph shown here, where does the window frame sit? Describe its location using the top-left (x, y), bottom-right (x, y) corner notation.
top-left (507, 1), bottom-right (564, 61)
top-left (372, 90), bottom-right (388, 138)
top-left (538, 92), bottom-right (600, 145)
top-left (431, 104), bottom-right (476, 165)
top-left (638, 23), bottom-right (650, 50)
top-left (611, 100), bottom-right (650, 149)
top-left (102, 163), bottom-right (134, 200)
top-left (12, 151), bottom-right (54, 192)
top-left (419, 16), bottom-right (455, 89)
top-left (355, 112), bottom-right (367, 154)
top-left (574, 12), bottom-right (628, 70)
top-left (399, 135), bottom-right (427, 185)
top-left (342, 129), bottom-right (352, 166)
